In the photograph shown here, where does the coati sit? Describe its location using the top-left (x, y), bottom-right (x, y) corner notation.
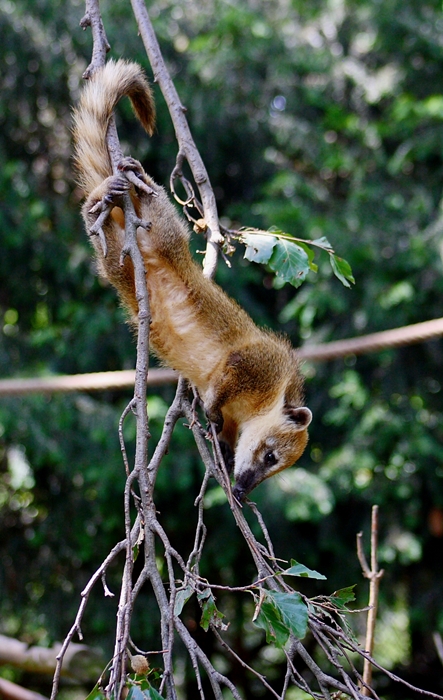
top-left (72, 59), bottom-right (312, 501)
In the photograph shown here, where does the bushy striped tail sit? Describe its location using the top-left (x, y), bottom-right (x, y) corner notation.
top-left (72, 59), bottom-right (156, 194)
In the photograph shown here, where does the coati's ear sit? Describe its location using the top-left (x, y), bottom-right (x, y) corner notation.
top-left (285, 406), bottom-right (312, 430)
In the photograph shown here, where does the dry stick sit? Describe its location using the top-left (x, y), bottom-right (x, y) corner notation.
top-left (313, 616), bottom-right (443, 700)
top-left (135, 382), bottom-right (190, 699)
top-left (79, 1), bottom-right (154, 696)
top-left (131, 385), bottom-right (188, 700)
top-left (186, 468), bottom-right (210, 575)
top-left (50, 518), bottom-right (141, 700)
top-left (174, 617), bottom-right (242, 700)
top-left (129, 0), bottom-right (223, 279)
top-left (357, 505), bottom-right (384, 697)
top-left (288, 638), bottom-right (356, 700)
top-left (211, 628), bottom-right (283, 700)
top-left (309, 623), bottom-right (371, 700)
top-left (138, 508), bottom-right (178, 700)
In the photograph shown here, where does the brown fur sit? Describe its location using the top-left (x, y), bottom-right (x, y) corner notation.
top-left (72, 59), bottom-right (312, 500)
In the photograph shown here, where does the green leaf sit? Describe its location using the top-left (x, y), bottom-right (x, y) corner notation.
top-left (174, 585), bottom-right (193, 615)
top-left (283, 559), bottom-right (327, 580)
top-left (242, 232), bottom-right (277, 263)
top-left (268, 239), bottom-right (311, 288)
top-left (127, 687), bottom-right (146, 700)
top-left (331, 585), bottom-right (357, 609)
top-left (312, 236), bottom-right (334, 252)
top-left (267, 591), bottom-right (309, 639)
top-left (85, 660), bottom-right (113, 700)
top-left (295, 241), bottom-right (318, 273)
top-left (254, 599), bottom-right (290, 648)
top-left (85, 684), bottom-right (106, 700)
top-left (145, 688), bottom-right (165, 700)
top-left (329, 254), bottom-right (355, 287)
top-left (127, 685), bottom-right (165, 700)
top-left (198, 589), bottom-right (227, 631)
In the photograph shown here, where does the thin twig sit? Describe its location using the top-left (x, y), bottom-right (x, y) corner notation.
top-left (50, 519), bottom-right (140, 700)
top-left (357, 505), bottom-right (384, 696)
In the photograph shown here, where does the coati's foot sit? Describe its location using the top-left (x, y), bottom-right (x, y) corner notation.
top-left (88, 174), bottom-right (130, 216)
top-left (118, 157), bottom-right (158, 197)
top-left (117, 156), bottom-right (144, 176)
top-left (85, 174), bottom-right (133, 256)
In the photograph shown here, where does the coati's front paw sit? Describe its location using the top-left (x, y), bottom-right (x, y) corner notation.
top-left (205, 406), bottom-right (224, 435)
top-left (219, 440), bottom-right (235, 474)
top-left (118, 157), bottom-right (158, 197)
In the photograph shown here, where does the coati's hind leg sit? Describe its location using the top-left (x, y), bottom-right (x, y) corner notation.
top-left (83, 157), bottom-right (156, 234)
top-left (81, 168), bottom-right (154, 317)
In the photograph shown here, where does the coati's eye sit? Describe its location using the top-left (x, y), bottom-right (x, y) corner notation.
top-left (264, 451), bottom-right (277, 467)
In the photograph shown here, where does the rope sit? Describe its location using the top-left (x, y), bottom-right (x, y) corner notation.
top-left (0, 368), bottom-right (177, 396)
top-left (297, 316), bottom-right (443, 361)
top-left (0, 317), bottom-right (442, 396)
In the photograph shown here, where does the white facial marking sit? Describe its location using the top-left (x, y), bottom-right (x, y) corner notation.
top-left (233, 400), bottom-right (283, 479)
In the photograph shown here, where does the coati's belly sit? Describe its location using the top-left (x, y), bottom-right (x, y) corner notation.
top-left (145, 265), bottom-right (226, 390)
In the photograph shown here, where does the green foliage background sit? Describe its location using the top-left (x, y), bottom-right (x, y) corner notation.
top-left (0, 0), bottom-right (443, 697)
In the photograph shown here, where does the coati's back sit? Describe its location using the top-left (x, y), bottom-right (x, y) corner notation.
top-left (73, 60), bottom-right (312, 500)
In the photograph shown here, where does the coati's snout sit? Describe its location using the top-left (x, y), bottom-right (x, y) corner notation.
top-left (231, 406), bottom-right (313, 501)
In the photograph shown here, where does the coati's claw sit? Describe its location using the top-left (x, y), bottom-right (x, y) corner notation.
top-left (137, 219), bottom-right (152, 231)
top-left (106, 175), bottom-right (131, 199)
top-left (88, 218), bottom-right (108, 257)
top-left (88, 176), bottom-right (130, 216)
top-left (88, 200), bottom-right (104, 215)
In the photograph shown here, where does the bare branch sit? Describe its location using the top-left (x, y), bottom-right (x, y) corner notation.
top-left (130, 0), bottom-right (223, 279)
top-left (357, 505), bottom-right (385, 696)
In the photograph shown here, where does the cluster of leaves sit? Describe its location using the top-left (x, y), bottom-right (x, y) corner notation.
top-left (87, 561), bottom-right (352, 700)
top-left (240, 228), bottom-right (354, 288)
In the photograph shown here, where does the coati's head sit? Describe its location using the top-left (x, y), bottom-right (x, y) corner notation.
top-left (232, 404), bottom-right (312, 502)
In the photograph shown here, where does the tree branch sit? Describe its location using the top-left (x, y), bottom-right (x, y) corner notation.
top-left (130, 0), bottom-right (223, 279)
